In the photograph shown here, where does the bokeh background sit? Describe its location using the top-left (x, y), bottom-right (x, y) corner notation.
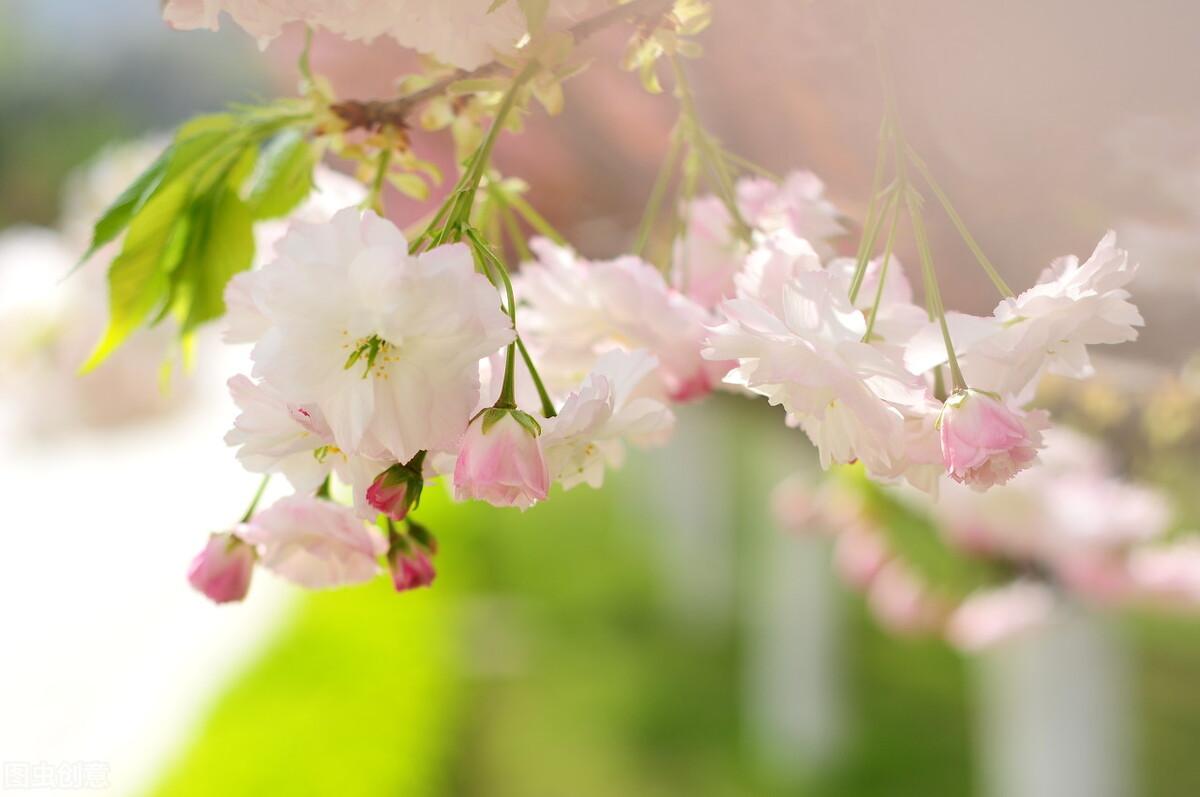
top-left (2, 1), bottom-right (1200, 795)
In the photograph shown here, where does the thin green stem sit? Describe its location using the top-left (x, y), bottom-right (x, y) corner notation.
top-left (490, 183), bottom-right (532, 261)
top-left (862, 192), bottom-right (903, 340)
top-left (633, 124), bottom-right (682, 257)
top-left (669, 54), bottom-right (751, 243)
top-left (853, 116), bottom-right (893, 269)
top-left (364, 147), bottom-right (392, 214)
top-left (498, 343), bottom-right (518, 408)
top-left (719, 147), bottom-right (779, 181)
top-left (849, 185), bottom-right (898, 304)
top-left (516, 336), bottom-right (557, 418)
top-left (507, 193), bottom-right (567, 245)
top-left (907, 189), bottom-right (966, 391)
top-left (465, 227), bottom-right (516, 322)
top-left (239, 474), bottom-right (271, 523)
top-left (419, 59), bottom-right (541, 249)
top-left (904, 144), bottom-right (1014, 298)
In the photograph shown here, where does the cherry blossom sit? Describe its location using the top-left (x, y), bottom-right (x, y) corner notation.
top-left (239, 495), bottom-right (388, 588)
top-left (241, 208), bottom-right (514, 461)
top-left (906, 232), bottom-right (1143, 399)
top-left (706, 268), bottom-right (932, 483)
top-left (518, 238), bottom-right (726, 402)
top-left (540, 349), bottom-right (674, 489)
top-left (453, 409), bottom-right (551, 509)
top-left (674, 171), bottom-right (845, 309)
top-left (937, 388), bottom-right (1048, 490)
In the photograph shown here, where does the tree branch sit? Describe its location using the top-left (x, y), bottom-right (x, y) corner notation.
top-left (330, 0), bottom-right (674, 131)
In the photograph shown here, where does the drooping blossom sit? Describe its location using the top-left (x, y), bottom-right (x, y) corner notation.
top-left (937, 388), bottom-right (1047, 490)
top-left (453, 408), bottom-right (550, 509)
top-left (540, 349), bottom-right (674, 489)
top-left (906, 232), bottom-right (1143, 400)
top-left (224, 374), bottom-right (394, 519)
top-left (706, 268), bottom-right (933, 487)
top-left (240, 208), bottom-right (514, 462)
top-left (518, 238), bottom-right (726, 402)
top-left (225, 374), bottom-right (335, 492)
top-left (187, 531), bottom-right (256, 603)
top-left (238, 495), bottom-right (387, 588)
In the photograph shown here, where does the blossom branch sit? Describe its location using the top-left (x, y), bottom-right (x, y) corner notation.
top-left (330, 0), bottom-right (675, 131)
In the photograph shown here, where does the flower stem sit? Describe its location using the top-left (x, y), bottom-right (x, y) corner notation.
top-left (464, 225), bottom-right (556, 417)
top-left (419, 59), bottom-right (542, 250)
top-left (903, 144), bottom-right (1014, 298)
top-left (506, 192), bottom-right (567, 245)
top-left (516, 336), bottom-right (557, 418)
top-left (862, 189), bottom-right (902, 341)
top-left (907, 189), bottom-right (967, 391)
top-left (364, 147), bottom-right (392, 215)
top-left (848, 116), bottom-right (893, 303)
top-left (490, 183), bottom-right (532, 261)
top-left (669, 54), bottom-right (752, 243)
top-left (633, 123), bottom-right (683, 257)
top-left (239, 474), bottom-right (271, 523)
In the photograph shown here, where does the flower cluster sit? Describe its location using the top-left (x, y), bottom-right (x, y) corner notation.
top-left (705, 220), bottom-right (1141, 493)
top-left (192, 206), bottom-right (675, 603)
top-left (133, 0), bottom-right (1157, 607)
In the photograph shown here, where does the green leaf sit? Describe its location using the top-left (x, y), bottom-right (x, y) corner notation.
top-left (81, 145), bottom-right (171, 263)
top-left (517, 0), bottom-right (549, 32)
top-left (175, 187), bottom-right (256, 334)
top-left (81, 177), bottom-right (195, 371)
top-left (246, 130), bottom-right (316, 219)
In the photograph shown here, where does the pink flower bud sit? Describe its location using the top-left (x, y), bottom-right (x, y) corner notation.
top-left (366, 460), bottom-right (423, 521)
top-left (387, 522), bottom-right (437, 592)
top-left (187, 531), bottom-right (255, 604)
top-left (390, 548), bottom-right (436, 592)
top-left (453, 408), bottom-right (550, 509)
top-left (938, 389), bottom-right (1046, 490)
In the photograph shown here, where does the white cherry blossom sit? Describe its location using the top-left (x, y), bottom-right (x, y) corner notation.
top-left (540, 349), bottom-right (674, 489)
top-left (242, 208), bottom-right (514, 461)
